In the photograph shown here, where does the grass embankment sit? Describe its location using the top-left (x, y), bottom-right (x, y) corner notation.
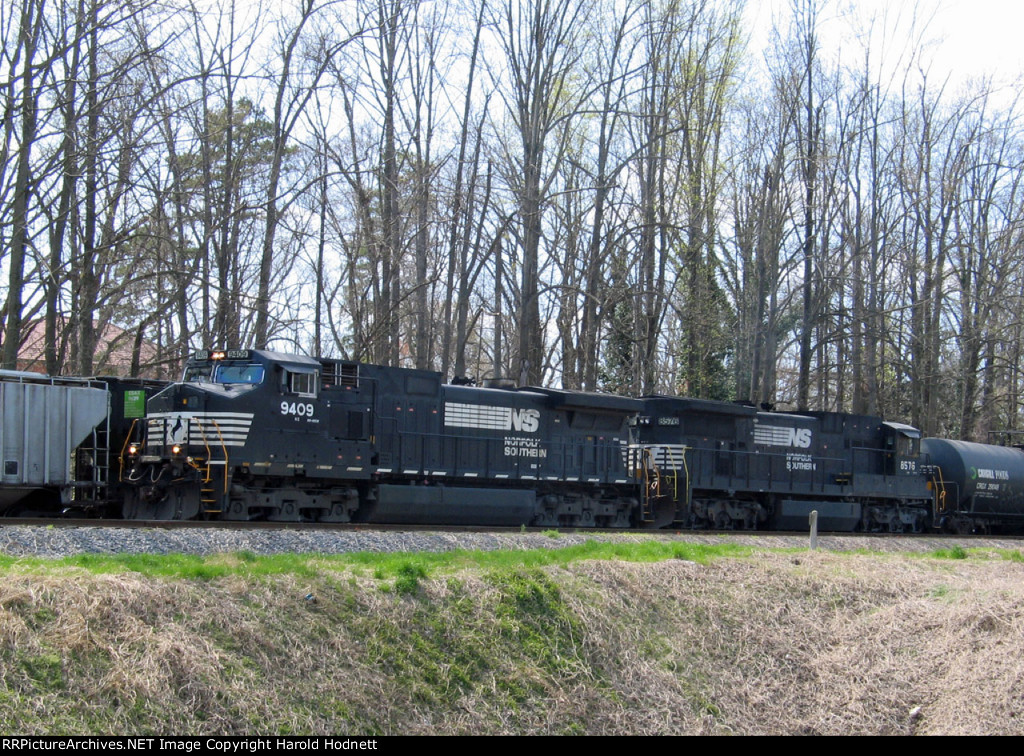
top-left (2, 539), bottom-right (1024, 735)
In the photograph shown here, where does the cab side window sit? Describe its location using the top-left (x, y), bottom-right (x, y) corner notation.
top-left (289, 371), bottom-right (318, 398)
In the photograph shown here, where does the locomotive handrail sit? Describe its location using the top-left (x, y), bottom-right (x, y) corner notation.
top-left (190, 417), bottom-right (230, 494)
top-left (687, 446), bottom-right (846, 493)
top-left (189, 422), bottom-right (214, 484)
top-left (932, 465), bottom-right (949, 515)
top-left (207, 419), bottom-right (230, 495)
top-left (117, 419), bottom-right (140, 483)
top-left (681, 448), bottom-right (691, 510)
top-left (640, 447), bottom-right (659, 521)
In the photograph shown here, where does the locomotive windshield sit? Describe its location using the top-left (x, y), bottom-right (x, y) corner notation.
top-left (181, 362), bottom-right (265, 385)
top-left (214, 363), bottom-right (265, 385)
top-left (183, 364), bottom-right (212, 382)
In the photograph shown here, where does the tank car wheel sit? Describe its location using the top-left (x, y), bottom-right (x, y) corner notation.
top-left (949, 517), bottom-right (974, 535)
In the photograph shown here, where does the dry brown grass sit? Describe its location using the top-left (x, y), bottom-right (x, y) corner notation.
top-left (1, 550), bottom-right (1023, 734)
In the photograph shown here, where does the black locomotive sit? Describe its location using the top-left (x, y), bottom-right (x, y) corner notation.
top-left (9, 347), bottom-right (1024, 533)
top-left (634, 398), bottom-right (932, 532)
top-left (122, 350), bottom-right (642, 527)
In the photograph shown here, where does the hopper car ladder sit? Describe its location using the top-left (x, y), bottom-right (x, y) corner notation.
top-left (72, 386), bottom-right (112, 509)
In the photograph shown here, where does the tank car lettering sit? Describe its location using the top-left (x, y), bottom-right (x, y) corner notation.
top-left (972, 467), bottom-right (1010, 481)
top-left (754, 425), bottom-right (812, 449)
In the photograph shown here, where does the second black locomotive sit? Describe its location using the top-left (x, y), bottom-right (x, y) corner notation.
top-left (633, 398), bottom-right (932, 532)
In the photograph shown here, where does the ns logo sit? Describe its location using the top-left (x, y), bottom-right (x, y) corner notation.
top-left (788, 428), bottom-right (813, 448)
top-left (509, 408), bottom-right (541, 433)
top-left (755, 424), bottom-right (813, 449)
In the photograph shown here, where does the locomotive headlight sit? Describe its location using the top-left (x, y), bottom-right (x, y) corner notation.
top-left (171, 444), bottom-right (182, 456)
top-left (128, 444), bottom-right (138, 456)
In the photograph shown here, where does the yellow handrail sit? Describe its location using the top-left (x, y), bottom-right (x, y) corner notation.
top-left (189, 417), bottom-right (231, 495)
top-left (117, 419), bottom-right (139, 483)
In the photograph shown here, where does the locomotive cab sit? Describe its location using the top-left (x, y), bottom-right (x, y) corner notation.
top-left (882, 422), bottom-right (921, 477)
top-left (123, 349), bottom-right (374, 521)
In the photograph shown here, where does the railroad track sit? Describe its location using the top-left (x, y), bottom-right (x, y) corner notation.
top-left (2, 516), bottom-right (1021, 543)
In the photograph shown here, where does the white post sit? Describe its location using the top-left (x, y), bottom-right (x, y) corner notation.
top-left (809, 510), bottom-right (818, 550)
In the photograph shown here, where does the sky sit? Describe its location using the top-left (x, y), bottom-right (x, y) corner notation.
top-left (745, 0), bottom-right (1024, 93)
top-left (917, 0), bottom-right (1024, 82)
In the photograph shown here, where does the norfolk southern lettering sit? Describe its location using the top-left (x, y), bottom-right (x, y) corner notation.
top-left (504, 436), bottom-right (547, 458)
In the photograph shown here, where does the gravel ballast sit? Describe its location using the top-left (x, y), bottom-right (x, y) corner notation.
top-left (0, 523), bottom-right (1020, 558)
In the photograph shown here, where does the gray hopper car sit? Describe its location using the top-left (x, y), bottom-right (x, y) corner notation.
top-left (0, 371), bottom-right (162, 515)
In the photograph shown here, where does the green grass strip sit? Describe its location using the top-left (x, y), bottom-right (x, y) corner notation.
top-left (0, 539), bottom-right (751, 579)
top-left (2, 538), bottom-right (1017, 579)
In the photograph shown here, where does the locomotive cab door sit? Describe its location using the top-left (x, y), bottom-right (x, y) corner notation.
top-left (325, 362), bottom-right (373, 441)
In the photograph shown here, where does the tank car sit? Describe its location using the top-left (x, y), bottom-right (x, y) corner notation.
top-left (122, 349), bottom-right (643, 527)
top-left (632, 398), bottom-right (933, 532)
top-left (922, 438), bottom-right (1024, 534)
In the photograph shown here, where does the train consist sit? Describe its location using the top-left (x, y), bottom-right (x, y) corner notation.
top-left (5, 348), bottom-right (1024, 533)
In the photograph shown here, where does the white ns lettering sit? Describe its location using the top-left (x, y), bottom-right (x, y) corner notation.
top-left (792, 428), bottom-right (812, 448)
top-left (510, 409), bottom-right (540, 433)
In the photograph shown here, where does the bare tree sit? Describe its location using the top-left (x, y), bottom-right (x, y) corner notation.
top-left (1, 0), bottom-right (47, 369)
top-left (487, 0), bottom-right (594, 386)
top-left (253, 0), bottom-right (355, 348)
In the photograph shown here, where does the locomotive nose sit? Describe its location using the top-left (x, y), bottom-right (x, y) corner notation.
top-left (149, 383), bottom-right (207, 413)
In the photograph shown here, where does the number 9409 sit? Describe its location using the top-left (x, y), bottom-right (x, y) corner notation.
top-left (281, 401), bottom-right (315, 417)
